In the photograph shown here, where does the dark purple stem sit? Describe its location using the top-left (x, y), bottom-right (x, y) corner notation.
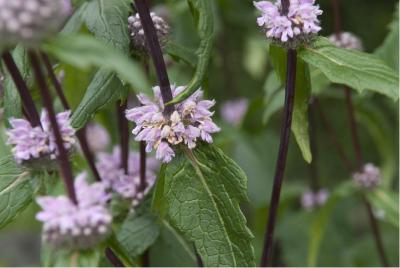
top-left (105, 248), bottom-right (125, 267)
top-left (331, 1), bottom-right (389, 265)
top-left (139, 141), bottom-right (147, 192)
top-left (281, 0), bottom-right (290, 15)
top-left (134, 0), bottom-right (174, 116)
top-left (28, 50), bottom-right (77, 204)
top-left (40, 52), bottom-right (102, 182)
top-left (117, 100), bottom-right (129, 174)
top-left (260, 49), bottom-right (297, 267)
top-left (2, 52), bottom-right (41, 127)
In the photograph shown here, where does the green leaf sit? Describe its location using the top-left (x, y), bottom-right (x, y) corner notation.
top-left (61, 3), bottom-right (86, 35)
top-left (2, 46), bottom-right (30, 121)
top-left (0, 156), bottom-right (36, 229)
top-left (82, 0), bottom-right (131, 53)
top-left (262, 71), bottom-right (284, 125)
top-left (269, 45), bottom-right (312, 163)
top-left (164, 41), bottom-right (198, 68)
top-left (41, 34), bottom-right (149, 92)
top-left (155, 144), bottom-right (255, 267)
top-left (71, 69), bottom-right (125, 130)
top-left (149, 220), bottom-right (197, 267)
top-left (375, 4), bottom-right (399, 72)
top-left (117, 213), bottom-right (160, 259)
top-left (366, 189), bottom-right (399, 228)
top-left (299, 37), bottom-right (399, 100)
top-left (307, 181), bottom-right (356, 266)
top-left (169, 0), bottom-right (214, 104)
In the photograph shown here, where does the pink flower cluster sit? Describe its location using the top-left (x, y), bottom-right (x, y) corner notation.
top-left (126, 85), bottom-right (220, 163)
top-left (220, 98), bottom-right (249, 126)
top-left (328, 32), bottom-right (363, 50)
top-left (353, 163), bottom-right (381, 189)
top-left (6, 110), bottom-right (75, 164)
top-left (36, 173), bottom-right (112, 249)
top-left (301, 188), bottom-right (329, 211)
top-left (254, 0), bottom-right (322, 44)
top-left (96, 146), bottom-right (158, 207)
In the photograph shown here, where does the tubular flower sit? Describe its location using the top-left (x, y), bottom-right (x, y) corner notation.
top-left (328, 32), bottom-right (363, 50)
top-left (0, 0), bottom-right (72, 48)
top-left (254, 0), bottom-right (322, 47)
top-left (126, 85), bottom-right (220, 163)
top-left (36, 173), bottom-right (112, 249)
top-left (6, 110), bottom-right (75, 164)
top-left (128, 12), bottom-right (170, 54)
top-left (96, 146), bottom-right (159, 207)
top-left (301, 188), bottom-right (329, 211)
top-left (220, 98), bottom-right (249, 126)
top-left (353, 163), bottom-right (381, 189)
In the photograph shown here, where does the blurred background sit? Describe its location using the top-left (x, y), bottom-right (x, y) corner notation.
top-left (0, 0), bottom-right (398, 266)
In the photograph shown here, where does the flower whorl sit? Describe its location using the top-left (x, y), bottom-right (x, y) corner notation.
top-left (36, 173), bottom-right (112, 249)
top-left (0, 0), bottom-right (72, 48)
top-left (128, 12), bottom-right (170, 54)
top-left (328, 32), bottom-right (363, 50)
top-left (126, 86), bottom-right (220, 163)
top-left (254, 0), bottom-right (322, 47)
top-left (353, 163), bottom-right (381, 190)
top-left (301, 188), bottom-right (329, 211)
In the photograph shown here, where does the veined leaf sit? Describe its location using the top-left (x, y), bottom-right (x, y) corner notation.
top-left (0, 156), bottom-right (36, 229)
top-left (299, 37), bottom-right (399, 100)
top-left (154, 144), bottom-right (255, 267)
top-left (82, 0), bottom-right (131, 53)
top-left (164, 41), bottom-right (198, 68)
top-left (269, 45), bottom-right (312, 163)
top-left (41, 34), bottom-right (149, 92)
top-left (71, 69), bottom-right (125, 130)
top-left (366, 189), bottom-right (399, 228)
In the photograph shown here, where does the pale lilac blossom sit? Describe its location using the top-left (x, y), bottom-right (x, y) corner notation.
top-left (353, 163), bottom-right (381, 189)
top-left (254, 0), bottom-right (322, 45)
top-left (328, 32), bottom-right (363, 50)
top-left (96, 146), bottom-right (158, 207)
top-left (221, 99), bottom-right (249, 126)
top-left (0, 0), bottom-right (72, 48)
top-left (85, 123), bottom-right (110, 153)
top-left (6, 110), bottom-right (75, 164)
top-left (36, 173), bottom-right (112, 249)
top-left (126, 85), bottom-right (220, 163)
top-left (301, 188), bottom-right (329, 211)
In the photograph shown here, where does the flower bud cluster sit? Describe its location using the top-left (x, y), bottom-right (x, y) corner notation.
top-left (128, 12), bottom-right (170, 54)
top-left (301, 188), bottom-right (329, 211)
top-left (254, 0), bottom-right (322, 48)
top-left (328, 32), bottom-right (363, 50)
top-left (36, 173), bottom-right (112, 249)
top-left (0, 0), bottom-right (72, 48)
top-left (6, 110), bottom-right (75, 164)
top-left (353, 163), bottom-right (381, 190)
top-left (126, 86), bottom-right (220, 163)
top-left (96, 146), bottom-right (159, 207)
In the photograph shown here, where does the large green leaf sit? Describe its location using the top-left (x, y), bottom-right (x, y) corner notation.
top-left (366, 189), bottom-right (399, 228)
top-left (117, 213), bottom-right (160, 259)
top-left (71, 69), bottom-right (125, 130)
top-left (164, 41), bottom-right (198, 68)
top-left (269, 45), bottom-right (312, 163)
top-left (169, 0), bottom-right (214, 104)
top-left (299, 37), bottom-right (399, 100)
top-left (307, 181), bottom-right (356, 266)
top-left (82, 0), bottom-right (131, 53)
top-left (149, 220), bottom-right (197, 267)
top-left (153, 144), bottom-right (255, 267)
top-left (0, 156), bottom-right (37, 229)
top-left (41, 34), bottom-right (149, 92)
top-left (375, 4), bottom-right (399, 72)
top-left (262, 71), bottom-right (284, 126)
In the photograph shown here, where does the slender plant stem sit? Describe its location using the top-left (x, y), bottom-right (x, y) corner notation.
top-left (330, 1), bottom-right (390, 265)
top-left (105, 248), bottom-right (125, 267)
top-left (2, 52), bottom-right (41, 127)
top-left (117, 100), bottom-right (129, 174)
top-left (261, 49), bottom-right (297, 267)
top-left (40, 52), bottom-right (102, 182)
top-left (133, 0), bottom-right (174, 115)
top-left (28, 50), bottom-right (77, 204)
top-left (314, 98), bottom-right (353, 172)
